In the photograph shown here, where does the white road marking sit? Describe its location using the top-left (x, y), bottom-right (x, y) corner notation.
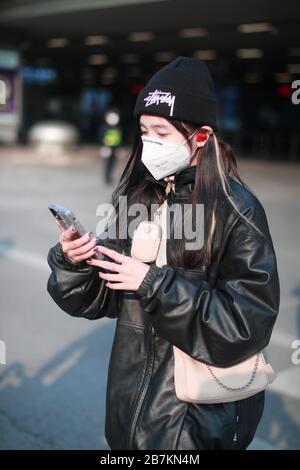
top-left (269, 366), bottom-right (300, 402)
top-left (42, 348), bottom-right (84, 386)
top-left (4, 247), bottom-right (49, 271)
top-left (271, 330), bottom-right (296, 349)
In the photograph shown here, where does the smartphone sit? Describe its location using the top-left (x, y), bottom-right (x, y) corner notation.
top-left (48, 203), bottom-right (104, 261)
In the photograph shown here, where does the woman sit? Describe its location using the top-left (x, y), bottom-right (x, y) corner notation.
top-left (47, 56), bottom-right (280, 450)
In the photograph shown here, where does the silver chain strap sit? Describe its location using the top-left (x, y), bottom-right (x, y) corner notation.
top-left (206, 353), bottom-right (261, 392)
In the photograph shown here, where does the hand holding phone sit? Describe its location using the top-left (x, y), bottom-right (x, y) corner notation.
top-left (48, 203), bottom-right (104, 264)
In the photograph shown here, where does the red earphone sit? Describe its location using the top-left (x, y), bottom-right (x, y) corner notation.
top-left (196, 129), bottom-right (212, 143)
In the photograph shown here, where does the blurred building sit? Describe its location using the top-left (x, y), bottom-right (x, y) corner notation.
top-left (0, 0), bottom-right (299, 160)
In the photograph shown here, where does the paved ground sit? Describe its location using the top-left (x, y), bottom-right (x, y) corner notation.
top-left (0, 147), bottom-right (299, 450)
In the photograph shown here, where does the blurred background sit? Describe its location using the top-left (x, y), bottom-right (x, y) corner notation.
top-left (0, 0), bottom-right (299, 450)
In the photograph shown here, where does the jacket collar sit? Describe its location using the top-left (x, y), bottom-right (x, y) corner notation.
top-left (144, 165), bottom-right (196, 196)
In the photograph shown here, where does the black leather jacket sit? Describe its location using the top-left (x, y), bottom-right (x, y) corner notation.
top-left (47, 165), bottom-right (280, 450)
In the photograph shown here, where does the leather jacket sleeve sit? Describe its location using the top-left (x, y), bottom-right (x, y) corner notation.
top-left (47, 237), bottom-right (119, 320)
top-left (136, 206), bottom-right (280, 368)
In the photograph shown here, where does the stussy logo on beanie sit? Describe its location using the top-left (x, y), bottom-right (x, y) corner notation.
top-left (143, 89), bottom-right (176, 116)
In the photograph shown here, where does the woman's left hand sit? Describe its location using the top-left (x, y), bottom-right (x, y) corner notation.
top-left (86, 244), bottom-right (150, 291)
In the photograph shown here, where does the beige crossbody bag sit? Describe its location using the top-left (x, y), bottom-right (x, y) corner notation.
top-left (132, 198), bottom-right (276, 404)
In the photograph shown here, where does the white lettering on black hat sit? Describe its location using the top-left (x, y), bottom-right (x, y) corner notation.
top-left (143, 89), bottom-right (176, 117)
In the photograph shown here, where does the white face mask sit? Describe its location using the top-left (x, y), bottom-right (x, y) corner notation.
top-left (141, 130), bottom-right (198, 180)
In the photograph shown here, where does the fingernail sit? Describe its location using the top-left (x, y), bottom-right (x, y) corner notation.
top-left (89, 232), bottom-right (93, 238)
top-left (86, 259), bottom-right (92, 263)
top-left (93, 247), bottom-right (98, 253)
top-left (72, 226), bottom-right (77, 232)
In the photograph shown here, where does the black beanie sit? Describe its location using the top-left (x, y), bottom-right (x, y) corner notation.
top-left (133, 56), bottom-right (218, 132)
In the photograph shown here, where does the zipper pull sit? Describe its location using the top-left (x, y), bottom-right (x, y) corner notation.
top-left (233, 415), bottom-right (240, 442)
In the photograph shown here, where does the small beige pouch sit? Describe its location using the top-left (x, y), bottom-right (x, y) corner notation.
top-left (131, 220), bottom-right (162, 263)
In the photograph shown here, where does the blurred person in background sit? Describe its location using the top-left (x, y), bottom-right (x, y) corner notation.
top-left (47, 57), bottom-right (280, 450)
top-left (99, 107), bottom-right (122, 184)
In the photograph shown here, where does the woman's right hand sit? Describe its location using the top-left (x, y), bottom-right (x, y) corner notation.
top-left (57, 222), bottom-right (98, 265)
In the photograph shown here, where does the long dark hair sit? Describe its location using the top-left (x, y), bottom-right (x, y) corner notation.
top-left (108, 118), bottom-right (249, 269)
